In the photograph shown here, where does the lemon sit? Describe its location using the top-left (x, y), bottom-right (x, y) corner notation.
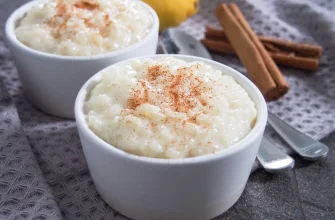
top-left (143, 0), bottom-right (199, 32)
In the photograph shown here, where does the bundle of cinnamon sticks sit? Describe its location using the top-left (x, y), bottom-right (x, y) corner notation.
top-left (204, 3), bottom-right (323, 101)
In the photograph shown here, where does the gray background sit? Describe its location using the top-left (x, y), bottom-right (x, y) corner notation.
top-left (1, 0), bottom-right (334, 219)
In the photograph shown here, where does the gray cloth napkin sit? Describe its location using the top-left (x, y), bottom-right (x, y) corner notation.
top-left (0, 0), bottom-right (334, 219)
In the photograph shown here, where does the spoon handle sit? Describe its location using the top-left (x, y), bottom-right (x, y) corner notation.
top-left (257, 137), bottom-right (294, 173)
top-left (267, 112), bottom-right (329, 160)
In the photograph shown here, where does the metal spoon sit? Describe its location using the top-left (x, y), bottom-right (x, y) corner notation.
top-left (268, 112), bottom-right (328, 160)
top-left (257, 138), bottom-right (294, 173)
top-left (161, 28), bottom-right (294, 172)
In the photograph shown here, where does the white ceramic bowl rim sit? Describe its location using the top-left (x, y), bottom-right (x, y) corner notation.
top-left (75, 54), bottom-right (268, 165)
top-left (5, 0), bottom-right (159, 60)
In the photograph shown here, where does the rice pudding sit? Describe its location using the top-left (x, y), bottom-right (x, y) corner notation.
top-left (15, 0), bottom-right (153, 56)
top-left (85, 57), bottom-right (257, 159)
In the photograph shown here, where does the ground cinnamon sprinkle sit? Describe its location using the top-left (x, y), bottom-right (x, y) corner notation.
top-left (104, 14), bottom-right (112, 26)
top-left (47, 0), bottom-right (112, 39)
top-left (147, 65), bottom-right (163, 81)
top-left (55, 0), bottom-right (69, 16)
top-left (127, 64), bottom-right (213, 116)
top-left (74, 0), bottom-right (99, 10)
top-left (83, 18), bottom-right (93, 28)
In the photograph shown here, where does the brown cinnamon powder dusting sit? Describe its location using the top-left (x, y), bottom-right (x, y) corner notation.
top-left (127, 64), bottom-right (212, 114)
top-left (104, 14), bottom-right (112, 26)
top-left (55, 0), bottom-right (68, 15)
top-left (74, 0), bottom-right (99, 10)
top-left (47, 0), bottom-right (112, 39)
top-left (127, 80), bottom-right (149, 110)
top-left (147, 65), bottom-right (163, 81)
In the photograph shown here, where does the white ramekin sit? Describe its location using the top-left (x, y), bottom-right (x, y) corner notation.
top-left (75, 55), bottom-right (267, 220)
top-left (5, 0), bottom-right (159, 119)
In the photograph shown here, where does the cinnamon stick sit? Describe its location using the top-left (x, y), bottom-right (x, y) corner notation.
top-left (205, 26), bottom-right (323, 59)
top-left (215, 3), bottom-right (289, 101)
top-left (260, 36), bottom-right (322, 58)
top-left (201, 38), bottom-right (235, 54)
top-left (231, 4), bottom-right (289, 97)
top-left (201, 38), bottom-right (320, 71)
top-left (205, 26), bottom-right (228, 39)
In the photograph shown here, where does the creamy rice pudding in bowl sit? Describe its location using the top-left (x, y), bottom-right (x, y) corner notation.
top-left (75, 55), bottom-right (267, 220)
top-left (5, 0), bottom-right (159, 118)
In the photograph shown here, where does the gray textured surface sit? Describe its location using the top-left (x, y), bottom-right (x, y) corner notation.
top-left (217, 134), bottom-right (335, 220)
top-left (0, 0), bottom-right (334, 219)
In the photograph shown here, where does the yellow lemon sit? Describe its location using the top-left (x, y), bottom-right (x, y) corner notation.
top-left (143, 0), bottom-right (199, 32)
